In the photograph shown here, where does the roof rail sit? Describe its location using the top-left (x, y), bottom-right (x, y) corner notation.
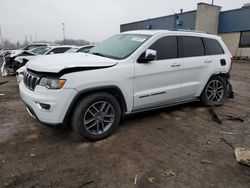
top-left (171, 29), bottom-right (207, 34)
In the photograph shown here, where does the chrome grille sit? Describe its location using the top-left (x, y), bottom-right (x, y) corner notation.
top-left (23, 71), bottom-right (40, 91)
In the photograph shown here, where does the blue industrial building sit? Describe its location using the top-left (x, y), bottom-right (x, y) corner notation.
top-left (120, 3), bottom-right (250, 57)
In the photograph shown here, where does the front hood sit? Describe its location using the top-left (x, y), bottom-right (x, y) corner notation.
top-left (27, 53), bottom-right (118, 73)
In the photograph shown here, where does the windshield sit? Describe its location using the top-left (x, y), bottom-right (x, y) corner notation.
top-left (90, 34), bottom-right (151, 60)
top-left (31, 47), bottom-right (51, 55)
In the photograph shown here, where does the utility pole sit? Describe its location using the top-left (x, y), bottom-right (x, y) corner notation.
top-left (62, 23), bottom-right (65, 44)
top-left (212, 0), bottom-right (214, 5)
top-left (0, 25), bottom-right (3, 48)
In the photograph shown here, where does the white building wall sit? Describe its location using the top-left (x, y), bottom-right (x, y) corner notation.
top-left (195, 3), bottom-right (221, 34)
top-left (220, 32), bottom-right (250, 57)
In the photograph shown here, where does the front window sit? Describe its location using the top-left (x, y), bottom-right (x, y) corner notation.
top-left (90, 34), bottom-right (151, 60)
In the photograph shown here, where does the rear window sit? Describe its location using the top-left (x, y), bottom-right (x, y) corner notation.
top-left (203, 38), bottom-right (224, 55)
top-left (181, 36), bottom-right (205, 58)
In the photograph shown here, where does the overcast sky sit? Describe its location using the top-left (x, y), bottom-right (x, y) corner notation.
top-left (0, 0), bottom-right (249, 43)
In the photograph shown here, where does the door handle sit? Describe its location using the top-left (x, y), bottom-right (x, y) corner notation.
top-left (204, 60), bottom-right (213, 64)
top-left (171, 64), bottom-right (181, 67)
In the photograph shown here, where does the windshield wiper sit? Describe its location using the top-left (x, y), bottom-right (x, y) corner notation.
top-left (92, 52), bottom-right (106, 57)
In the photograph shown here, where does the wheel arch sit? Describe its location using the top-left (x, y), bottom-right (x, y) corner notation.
top-left (200, 71), bottom-right (230, 97)
top-left (63, 85), bottom-right (128, 124)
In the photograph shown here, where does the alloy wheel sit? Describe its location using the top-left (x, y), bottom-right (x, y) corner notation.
top-left (206, 80), bottom-right (224, 102)
top-left (83, 101), bottom-right (115, 135)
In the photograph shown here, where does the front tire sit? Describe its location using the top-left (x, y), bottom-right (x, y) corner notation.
top-left (201, 75), bottom-right (228, 106)
top-left (72, 92), bottom-right (121, 141)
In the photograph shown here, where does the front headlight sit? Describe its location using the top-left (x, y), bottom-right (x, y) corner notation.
top-left (39, 77), bottom-right (66, 89)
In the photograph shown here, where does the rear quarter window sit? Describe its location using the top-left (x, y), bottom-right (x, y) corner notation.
top-left (203, 38), bottom-right (224, 55)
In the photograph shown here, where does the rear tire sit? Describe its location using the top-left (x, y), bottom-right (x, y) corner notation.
top-left (201, 75), bottom-right (228, 106)
top-left (71, 92), bottom-right (121, 141)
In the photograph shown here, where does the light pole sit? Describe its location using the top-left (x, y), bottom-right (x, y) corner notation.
top-left (0, 25), bottom-right (3, 48)
top-left (62, 23), bottom-right (65, 44)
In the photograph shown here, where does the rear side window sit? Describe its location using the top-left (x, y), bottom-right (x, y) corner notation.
top-left (149, 36), bottom-right (178, 60)
top-left (203, 38), bottom-right (224, 55)
top-left (181, 36), bottom-right (204, 57)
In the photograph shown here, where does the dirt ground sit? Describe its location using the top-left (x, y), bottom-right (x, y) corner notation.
top-left (0, 58), bottom-right (250, 188)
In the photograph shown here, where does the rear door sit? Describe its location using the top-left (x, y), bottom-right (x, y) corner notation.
top-left (134, 36), bottom-right (183, 110)
top-left (179, 36), bottom-right (208, 99)
top-left (179, 36), bottom-right (226, 99)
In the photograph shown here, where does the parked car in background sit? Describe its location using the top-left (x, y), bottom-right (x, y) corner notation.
top-left (1, 43), bottom-right (57, 76)
top-left (0, 48), bottom-right (5, 56)
top-left (65, 46), bottom-right (81, 53)
top-left (15, 45), bottom-right (75, 82)
top-left (0, 48), bottom-right (14, 57)
top-left (65, 45), bottom-right (95, 53)
top-left (16, 45), bottom-right (94, 83)
top-left (3, 43), bottom-right (57, 57)
top-left (19, 30), bottom-right (232, 141)
top-left (1, 45), bottom-right (73, 76)
top-left (76, 45), bottom-right (95, 53)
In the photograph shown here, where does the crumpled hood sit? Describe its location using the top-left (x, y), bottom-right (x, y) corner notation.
top-left (27, 53), bottom-right (118, 73)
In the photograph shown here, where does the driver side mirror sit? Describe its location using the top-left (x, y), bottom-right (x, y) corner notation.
top-left (137, 49), bottom-right (157, 63)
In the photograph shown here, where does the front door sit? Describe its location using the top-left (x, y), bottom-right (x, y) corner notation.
top-left (134, 36), bottom-right (183, 110)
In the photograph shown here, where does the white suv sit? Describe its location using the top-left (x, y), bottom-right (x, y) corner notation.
top-left (19, 30), bottom-right (232, 141)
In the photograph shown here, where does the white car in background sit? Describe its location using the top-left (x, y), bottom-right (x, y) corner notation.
top-left (15, 45), bottom-right (75, 82)
top-left (65, 45), bottom-right (95, 53)
top-left (15, 45), bottom-right (75, 64)
top-left (0, 48), bottom-right (7, 56)
top-left (1, 43), bottom-right (58, 76)
top-left (16, 45), bottom-right (95, 83)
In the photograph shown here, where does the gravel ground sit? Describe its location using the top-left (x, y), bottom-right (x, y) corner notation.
top-left (0, 58), bottom-right (250, 188)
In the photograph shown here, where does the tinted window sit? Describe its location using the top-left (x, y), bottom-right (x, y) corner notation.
top-left (240, 31), bottom-right (250, 47)
top-left (203, 38), bottom-right (224, 55)
top-left (48, 47), bottom-right (71, 54)
top-left (181, 36), bottom-right (204, 57)
top-left (149, 36), bottom-right (178, 60)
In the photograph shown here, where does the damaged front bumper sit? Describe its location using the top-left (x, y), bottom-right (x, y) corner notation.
top-left (19, 81), bottom-right (78, 125)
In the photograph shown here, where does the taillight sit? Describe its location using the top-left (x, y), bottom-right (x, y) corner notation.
top-left (229, 57), bottom-right (234, 73)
